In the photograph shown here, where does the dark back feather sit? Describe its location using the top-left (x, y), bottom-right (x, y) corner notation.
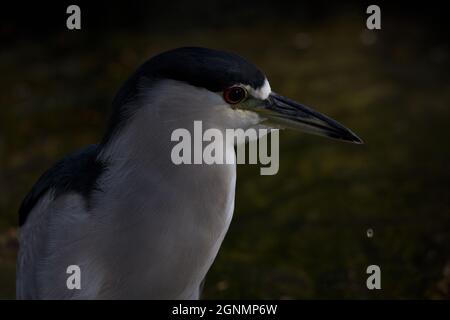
top-left (18, 145), bottom-right (107, 227)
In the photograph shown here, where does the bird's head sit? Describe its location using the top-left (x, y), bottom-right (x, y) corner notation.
top-left (103, 47), bottom-right (362, 146)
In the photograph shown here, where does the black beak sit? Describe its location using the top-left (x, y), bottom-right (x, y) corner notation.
top-left (262, 92), bottom-right (363, 144)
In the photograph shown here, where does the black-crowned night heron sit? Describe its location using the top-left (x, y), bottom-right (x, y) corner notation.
top-left (17, 47), bottom-right (362, 299)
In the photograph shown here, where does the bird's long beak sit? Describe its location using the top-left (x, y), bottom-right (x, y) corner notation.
top-left (259, 92), bottom-right (363, 144)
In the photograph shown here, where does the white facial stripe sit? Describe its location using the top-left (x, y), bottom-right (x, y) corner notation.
top-left (243, 78), bottom-right (271, 100)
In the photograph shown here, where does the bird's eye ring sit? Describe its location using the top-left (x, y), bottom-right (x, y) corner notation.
top-left (223, 86), bottom-right (248, 104)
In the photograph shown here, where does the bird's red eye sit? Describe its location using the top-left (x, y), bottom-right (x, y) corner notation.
top-left (223, 86), bottom-right (247, 104)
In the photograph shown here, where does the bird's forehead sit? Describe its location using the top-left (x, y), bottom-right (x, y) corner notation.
top-left (242, 78), bottom-right (271, 100)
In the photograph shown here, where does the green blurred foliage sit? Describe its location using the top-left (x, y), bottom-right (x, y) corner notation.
top-left (0, 13), bottom-right (449, 299)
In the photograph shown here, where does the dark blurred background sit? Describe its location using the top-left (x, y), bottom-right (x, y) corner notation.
top-left (0, 1), bottom-right (449, 299)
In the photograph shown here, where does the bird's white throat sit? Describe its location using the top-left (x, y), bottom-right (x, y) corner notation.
top-left (171, 120), bottom-right (280, 175)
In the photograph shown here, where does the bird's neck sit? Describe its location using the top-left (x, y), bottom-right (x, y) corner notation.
top-left (90, 86), bottom-right (238, 297)
top-left (96, 91), bottom-right (237, 215)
